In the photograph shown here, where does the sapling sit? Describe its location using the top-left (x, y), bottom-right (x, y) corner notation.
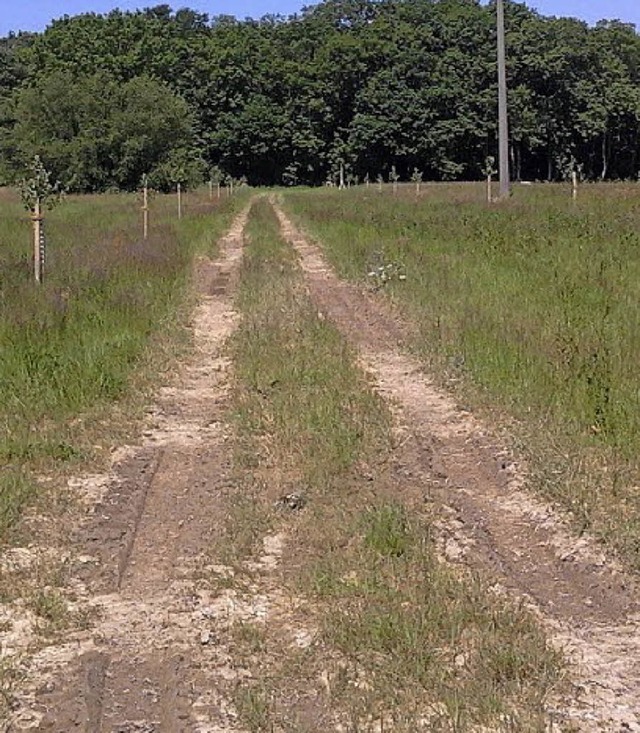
top-left (389, 165), bottom-right (399, 194)
top-left (483, 156), bottom-right (497, 203)
top-left (377, 173), bottom-right (384, 192)
top-left (571, 161), bottom-right (584, 202)
top-left (557, 154), bottom-right (582, 202)
top-left (165, 162), bottom-right (187, 218)
top-left (410, 167), bottom-right (423, 195)
top-left (210, 165), bottom-right (224, 199)
top-left (18, 155), bottom-right (63, 283)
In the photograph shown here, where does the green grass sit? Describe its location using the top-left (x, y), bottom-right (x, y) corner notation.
top-left (313, 503), bottom-right (560, 731)
top-left (0, 469), bottom-right (35, 538)
top-left (0, 186), bottom-right (248, 539)
top-left (224, 197), bottom-right (562, 732)
top-left (232, 197), bottom-right (387, 489)
top-left (284, 183), bottom-right (640, 569)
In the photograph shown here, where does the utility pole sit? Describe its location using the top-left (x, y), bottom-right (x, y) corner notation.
top-left (497, 0), bottom-right (511, 198)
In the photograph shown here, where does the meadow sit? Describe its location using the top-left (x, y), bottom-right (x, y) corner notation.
top-left (285, 183), bottom-right (640, 568)
top-left (0, 186), bottom-right (246, 538)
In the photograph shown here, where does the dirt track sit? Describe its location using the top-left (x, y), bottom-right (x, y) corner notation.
top-left (272, 199), bottom-right (640, 732)
top-left (5, 198), bottom-right (640, 731)
top-left (7, 209), bottom-right (251, 732)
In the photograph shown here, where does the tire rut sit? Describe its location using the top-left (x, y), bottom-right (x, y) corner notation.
top-left (272, 199), bottom-right (640, 732)
top-left (8, 207), bottom-right (252, 733)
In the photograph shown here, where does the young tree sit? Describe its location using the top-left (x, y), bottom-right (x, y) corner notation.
top-left (410, 167), bottom-right (423, 195)
top-left (389, 165), bottom-right (399, 194)
top-left (18, 155), bottom-right (63, 283)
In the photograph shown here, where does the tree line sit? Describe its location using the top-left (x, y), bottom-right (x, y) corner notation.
top-left (0, 0), bottom-right (639, 191)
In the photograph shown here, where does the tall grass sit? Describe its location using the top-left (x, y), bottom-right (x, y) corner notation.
top-left (0, 186), bottom-right (246, 537)
top-left (285, 183), bottom-right (640, 567)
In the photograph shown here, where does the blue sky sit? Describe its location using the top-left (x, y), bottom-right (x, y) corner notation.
top-left (1, 0), bottom-right (639, 36)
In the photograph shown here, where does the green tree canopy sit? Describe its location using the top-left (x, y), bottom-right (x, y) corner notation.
top-left (0, 0), bottom-right (639, 188)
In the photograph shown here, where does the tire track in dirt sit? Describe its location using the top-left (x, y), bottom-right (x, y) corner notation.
top-left (273, 199), bottom-right (640, 732)
top-left (7, 207), bottom-right (254, 733)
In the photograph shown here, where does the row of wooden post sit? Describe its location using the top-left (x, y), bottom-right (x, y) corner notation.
top-left (31, 179), bottom-right (234, 282)
top-left (140, 178), bottom-right (233, 240)
top-left (30, 173), bottom-right (579, 282)
top-left (486, 172), bottom-right (580, 203)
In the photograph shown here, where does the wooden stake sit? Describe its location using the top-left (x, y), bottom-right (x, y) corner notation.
top-left (209, 178), bottom-right (213, 201)
top-left (339, 163), bottom-right (345, 190)
top-left (143, 182), bottom-right (149, 239)
top-left (217, 182), bottom-right (221, 199)
top-left (572, 170), bottom-right (578, 202)
top-left (177, 182), bottom-right (182, 219)
top-left (487, 173), bottom-right (493, 203)
top-left (33, 198), bottom-right (43, 283)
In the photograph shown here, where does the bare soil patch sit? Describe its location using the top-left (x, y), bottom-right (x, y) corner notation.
top-left (274, 199), bottom-right (640, 732)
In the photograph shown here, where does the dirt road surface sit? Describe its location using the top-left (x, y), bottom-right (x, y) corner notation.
top-left (273, 199), bottom-right (640, 732)
top-left (7, 209), bottom-right (256, 732)
top-left (4, 198), bottom-right (640, 731)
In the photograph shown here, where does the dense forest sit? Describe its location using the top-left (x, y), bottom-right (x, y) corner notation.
top-left (1, 0), bottom-right (639, 190)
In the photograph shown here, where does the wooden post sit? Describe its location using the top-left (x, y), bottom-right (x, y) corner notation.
top-left (487, 173), bottom-right (493, 203)
top-left (33, 198), bottom-right (43, 284)
top-left (572, 170), bottom-right (578, 202)
top-left (209, 178), bottom-right (213, 201)
top-left (177, 182), bottom-right (182, 219)
top-left (39, 217), bottom-right (46, 283)
top-left (142, 181), bottom-right (149, 240)
top-left (217, 182), bottom-right (221, 199)
top-left (339, 163), bottom-right (345, 190)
